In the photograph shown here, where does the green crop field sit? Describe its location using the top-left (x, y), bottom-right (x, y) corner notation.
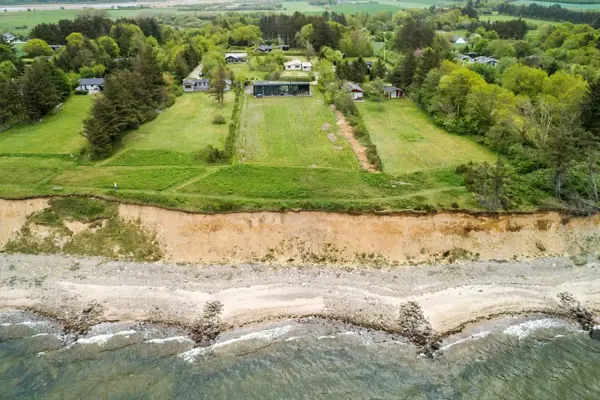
top-left (359, 99), bottom-right (496, 175)
top-left (237, 94), bottom-right (358, 169)
top-left (116, 92), bottom-right (234, 157)
top-left (0, 95), bottom-right (91, 155)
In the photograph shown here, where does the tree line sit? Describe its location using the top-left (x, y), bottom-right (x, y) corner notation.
top-left (494, 3), bottom-right (600, 28)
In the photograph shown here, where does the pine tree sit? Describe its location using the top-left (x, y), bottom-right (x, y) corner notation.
top-left (209, 64), bottom-right (229, 106)
top-left (82, 95), bottom-right (119, 159)
top-left (391, 52), bottom-right (417, 90)
top-left (21, 58), bottom-right (62, 120)
top-left (0, 77), bottom-right (23, 129)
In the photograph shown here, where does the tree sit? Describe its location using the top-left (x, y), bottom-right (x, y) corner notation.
top-left (462, 0), bottom-right (478, 19)
top-left (0, 76), bottom-right (23, 130)
top-left (340, 29), bottom-right (373, 57)
top-left (501, 64), bottom-right (548, 98)
top-left (21, 58), bottom-right (69, 120)
top-left (81, 94), bottom-right (119, 159)
top-left (370, 59), bottom-right (387, 80)
top-left (390, 52), bottom-right (417, 90)
top-left (305, 42), bottom-right (315, 61)
top-left (367, 78), bottom-right (386, 110)
top-left (209, 64), bottom-right (229, 106)
top-left (581, 78), bottom-right (600, 203)
top-left (349, 57), bottom-right (368, 83)
top-left (97, 35), bottom-right (120, 59)
top-left (464, 158), bottom-right (512, 210)
top-left (22, 39), bottom-right (54, 57)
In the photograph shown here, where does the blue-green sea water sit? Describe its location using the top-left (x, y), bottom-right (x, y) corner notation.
top-left (1, 311), bottom-right (599, 400)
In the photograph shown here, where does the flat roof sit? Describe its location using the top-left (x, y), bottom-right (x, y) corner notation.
top-left (254, 81), bottom-right (311, 86)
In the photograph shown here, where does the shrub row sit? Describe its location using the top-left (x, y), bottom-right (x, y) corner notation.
top-left (197, 86), bottom-right (243, 164)
top-left (333, 91), bottom-right (383, 171)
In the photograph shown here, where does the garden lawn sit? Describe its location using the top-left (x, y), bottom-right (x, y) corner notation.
top-left (0, 95), bottom-right (91, 155)
top-left (116, 92), bottom-right (233, 156)
top-left (238, 95), bottom-right (358, 169)
top-left (358, 100), bottom-right (496, 175)
top-left (52, 166), bottom-right (204, 191)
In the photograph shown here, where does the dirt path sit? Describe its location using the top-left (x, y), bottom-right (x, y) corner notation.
top-left (335, 110), bottom-right (378, 173)
top-left (1, 253), bottom-right (598, 336)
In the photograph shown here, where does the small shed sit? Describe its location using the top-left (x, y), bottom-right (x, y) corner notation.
top-left (383, 86), bottom-right (403, 99)
top-left (279, 45), bottom-right (290, 51)
top-left (2, 33), bottom-right (15, 43)
top-left (344, 82), bottom-right (364, 101)
top-left (284, 60), bottom-right (302, 70)
top-left (301, 61), bottom-right (312, 71)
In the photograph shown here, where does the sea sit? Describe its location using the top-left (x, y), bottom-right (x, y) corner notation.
top-left (1, 310), bottom-right (599, 400)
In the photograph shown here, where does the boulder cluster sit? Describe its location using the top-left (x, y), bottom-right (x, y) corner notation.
top-left (398, 301), bottom-right (440, 355)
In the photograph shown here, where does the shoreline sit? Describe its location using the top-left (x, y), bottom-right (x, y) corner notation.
top-left (1, 253), bottom-right (598, 343)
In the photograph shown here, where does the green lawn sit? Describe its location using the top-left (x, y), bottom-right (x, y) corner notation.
top-left (238, 94), bottom-right (358, 169)
top-left (0, 157), bottom-right (75, 185)
top-left (229, 63), bottom-right (267, 82)
top-left (0, 95), bottom-right (91, 155)
top-left (115, 92), bottom-right (233, 156)
top-left (359, 100), bottom-right (496, 175)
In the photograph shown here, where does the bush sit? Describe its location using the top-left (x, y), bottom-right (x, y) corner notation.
top-left (196, 145), bottom-right (226, 163)
top-left (212, 115), bottom-right (226, 124)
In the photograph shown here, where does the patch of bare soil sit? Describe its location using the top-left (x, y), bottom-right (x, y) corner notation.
top-left (0, 199), bottom-right (48, 249)
top-left (335, 110), bottom-right (378, 173)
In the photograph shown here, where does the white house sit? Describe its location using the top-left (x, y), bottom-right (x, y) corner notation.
top-left (301, 61), bottom-right (312, 71)
top-left (75, 78), bottom-right (104, 93)
top-left (452, 36), bottom-right (467, 44)
top-left (284, 60), bottom-right (302, 70)
top-left (474, 56), bottom-right (498, 66)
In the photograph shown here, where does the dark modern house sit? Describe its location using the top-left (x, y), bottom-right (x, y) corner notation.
top-left (279, 45), bottom-right (290, 51)
top-left (183, 78), bottom-right (232, 93)
top-left (253, 81), bottom-right (311, 97)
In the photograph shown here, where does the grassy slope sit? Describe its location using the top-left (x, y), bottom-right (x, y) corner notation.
top-left (0, 95), bottom-right (91, 155)
top-left (359, 100), bottom-right (496, 175)
top-left (117, 92), bottom-right (233, 153)
top-left (238, 95), bottom-right (358, 169)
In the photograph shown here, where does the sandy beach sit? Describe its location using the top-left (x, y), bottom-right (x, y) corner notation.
top-left (1, 253), bottom-right (598, 337)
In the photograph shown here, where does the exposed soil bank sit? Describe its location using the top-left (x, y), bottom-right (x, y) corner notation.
top-left (1, 198), bottom-right (599, 265)
top-left (0, 254), bottom-right (598, 337)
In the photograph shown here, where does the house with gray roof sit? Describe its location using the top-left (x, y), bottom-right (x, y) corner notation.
top-left (75, 78), bottom-right (105, 93)
top-left (343, 82), bottom-right (364, 101)
top-left (2, 33), bottom-right (16, 43)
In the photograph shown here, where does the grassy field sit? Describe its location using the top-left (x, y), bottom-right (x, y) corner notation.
top-left (482, 14), bottom-right (557, 25)
top-left (0, 8), bottom-right (175, 36)
top-left (0, 95), bottom-right (91, 155)
top-left (116, 92), bottom-right (234, 156)
top-left (512, 0), bottom-right (600, 9)
top-left (358, 99), bottom-right (496, 175)
top-left (237, 94), bottom-right (358, 169)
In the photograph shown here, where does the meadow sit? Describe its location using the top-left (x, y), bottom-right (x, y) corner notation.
top-left (0, 95), bottom-right (91, 155)
top-left (358, 99), bottom-right (496, 175)
top-left (237, 94), bottom-right (358, 169)
top-left (115, 92), bottom-right (234, 157)
top-left (0, 89), bottom-right (493, 212)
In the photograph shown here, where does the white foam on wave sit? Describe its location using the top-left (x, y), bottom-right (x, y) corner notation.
top-left (502, 318), bottom-right (572, 339)
top-left (145, 336), bottom-right (194, 345)
top-left (0, 321), bottom-right (47, 327)
top-left (179, 325), bottom-right (294, 363)
top-left (317, 335), bottom-right (337, 340)
top-left (76, 330), bottom-right (137, 346)
top-left (439, 331), bottom-right (491, 351)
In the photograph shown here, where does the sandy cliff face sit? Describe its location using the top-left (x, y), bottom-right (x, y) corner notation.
top-left (117, 204), bottom-right (600, 264)
top-left (0, 199), bottom-right (48, 249)
top-left (1, 198), bottom-right (598, 264)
